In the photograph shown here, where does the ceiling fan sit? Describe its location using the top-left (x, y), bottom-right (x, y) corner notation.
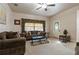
top-left (36, 3), bottom-right (55, 11)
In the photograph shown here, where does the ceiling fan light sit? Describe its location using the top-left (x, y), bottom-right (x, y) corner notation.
top-left (45, 8), bottom-right (47, 11)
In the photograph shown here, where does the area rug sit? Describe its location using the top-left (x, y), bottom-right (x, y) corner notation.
top-left (31, 40), bottom-right (49, 46)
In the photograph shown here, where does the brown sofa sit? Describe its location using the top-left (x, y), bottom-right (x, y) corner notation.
top-left (20, 31), bottom-right (47, 41)
top-left (0, 32), bottom-right (26, 55)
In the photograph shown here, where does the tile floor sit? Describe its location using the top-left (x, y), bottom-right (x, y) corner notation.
top-left (25, 38), bottom-right (76, 55)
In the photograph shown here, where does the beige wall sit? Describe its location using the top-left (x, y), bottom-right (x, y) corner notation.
top-left (12, 12), bottom-right (50, 33)
top-left (49, 6), bottom-right (79, 42)
top-left (0, 3), bottom-right (13, 32)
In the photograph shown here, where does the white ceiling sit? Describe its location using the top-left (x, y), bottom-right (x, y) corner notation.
top-left (8, 3), bottom-right (79, 17)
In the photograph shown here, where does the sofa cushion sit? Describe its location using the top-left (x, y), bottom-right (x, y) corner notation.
top-left (6, 32), bottom-right (17, 39)
top-left (0, 32), bottom-right (6, 40)
top-left (0, 33), bottom-right (3, 40)
top-left (37, 31), bottom-right (41, 35)
top-left (27, 31), bottom-right (32, 36)
top-left (31, 31), bottom-right (38, 35)
top-left (40, 31), bottom-right (46, 36)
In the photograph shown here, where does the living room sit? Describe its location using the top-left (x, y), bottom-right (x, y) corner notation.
top-left (1, 3), bottom-right (79, 55)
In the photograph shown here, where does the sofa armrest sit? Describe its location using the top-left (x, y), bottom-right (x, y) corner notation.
top-left (20, 33), bottom-right (26, 37)
top-left (17, 37), bottom-right (26, 40)
top-left (45, 32), bottom-right (49, 37)
top-left (0, 38), bottom-right (26, 50)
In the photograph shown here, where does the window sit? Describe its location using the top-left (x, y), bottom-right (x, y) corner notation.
top-left (25, 23), bottom-right (43, 31)
top-left (54, 22), bottom-right (59, 32)
top-left (25, 23), bottom-right (34, 31)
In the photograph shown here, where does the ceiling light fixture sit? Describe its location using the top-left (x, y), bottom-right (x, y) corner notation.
top-left (36, 3), bottom-right (55, 11)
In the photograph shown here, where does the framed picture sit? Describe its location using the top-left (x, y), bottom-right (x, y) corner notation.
top-left (0, 4), bottom-right (6, 24)
top-left (14, 20), bottom-right (20, 25)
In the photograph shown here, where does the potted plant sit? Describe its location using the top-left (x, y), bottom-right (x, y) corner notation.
top-left (63, 29), bottom-right (68, 36)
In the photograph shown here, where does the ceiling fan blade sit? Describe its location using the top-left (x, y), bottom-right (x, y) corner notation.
top-left (47, 4), bottom-right (55, 6)
top-left (36, 6), bottom-right (42, 10)
top-left (38, 3), bottom-right (43, 5)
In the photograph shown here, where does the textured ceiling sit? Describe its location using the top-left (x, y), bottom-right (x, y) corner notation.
top-left (8, 3), bottom-right (79, 16)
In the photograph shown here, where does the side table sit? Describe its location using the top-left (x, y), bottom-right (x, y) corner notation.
top-left (59, 35), bottom-right (71, 43)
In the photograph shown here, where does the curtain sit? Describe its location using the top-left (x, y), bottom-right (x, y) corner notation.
top-left (21, 18), bottom-right (45, 32)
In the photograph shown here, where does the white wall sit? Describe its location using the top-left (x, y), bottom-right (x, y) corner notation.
top-left (77, 10), bottom-right (79, 42)
top-left (12, 12), bottom-right (49, 32)
top-left (0, 3), bottom-right (13, 32)
top-left (49, 5), bottom-right (79, 42)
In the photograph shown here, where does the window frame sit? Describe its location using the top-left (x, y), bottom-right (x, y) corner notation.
top-left (21, 18), bottom-right (45, 32)
top-left (53, 21), bottom-right (60, 33)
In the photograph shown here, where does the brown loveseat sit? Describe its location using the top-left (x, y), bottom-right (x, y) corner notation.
top-left (0, 32), bottom-right (26, 55)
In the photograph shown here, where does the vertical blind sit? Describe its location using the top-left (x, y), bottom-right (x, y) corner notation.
top-left (25, 23), bottom-right (43, 31)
